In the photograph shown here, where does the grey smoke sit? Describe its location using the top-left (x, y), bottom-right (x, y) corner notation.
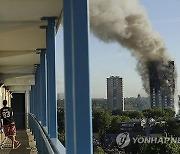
top-left (89, 0), bottom-right (176, 95)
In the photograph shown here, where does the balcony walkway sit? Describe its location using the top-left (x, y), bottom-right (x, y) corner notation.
top-left (0, 129), bottom-right (37, 154)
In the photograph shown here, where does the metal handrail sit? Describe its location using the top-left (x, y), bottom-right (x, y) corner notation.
top-left (29, 113), bottom-right (65, 154)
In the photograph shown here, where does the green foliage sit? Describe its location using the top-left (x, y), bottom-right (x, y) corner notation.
top-left (165, 120), bottom-right (180, 137)
top-left (151, 122), bottom-right (165, 134)
top-left (112, 110), bottom-right (144, 119)
top-left (142, 108), bottom-right (175, 120)
top-left (112, 109), bottom-right (123, 116)
top-left (92, 108), bottom-right (179, 154)
top-left (128, 142), bottom-right (147, 154)
top-left (112, 108), bottom-right (175, 120)
top-left (129, 141), bottom-right (180, 154)
top-left (57, 108), bottom-right (65, 133)
top-left (109, 116), bottom-right (131, 133)
top-left (164, 108), bottom-right (176, 120)
top-left (123, 111), bottom-right (144, 119)
top-left (94, 146), bottom-right (106, 154)
top-left (93, 110), bottom-right (111, 134)
top-left (58, 132), bottom-right (65, 146)
top-left (145, 142), bottom-right (180, 154)
top-left (143, 108), bottom-right (165, 119)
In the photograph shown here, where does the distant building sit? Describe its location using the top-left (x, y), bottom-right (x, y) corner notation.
top-left (124, 103), bottom-right (136, 111)
top-left (57, 99), bottom-right (64, 109)
top-left (92, 98), bottom-right (107, 110)
top-left (57, 93), bottom-right (61, 100)
top-left (148, 61), bottom-right (175, 110)
top-left (57, 93), bottom-right (64, 100)
top-left (107, 76), bottom-right (124, 111)
top-left (124, 96), bottom-right (150, 111)
top-left (57, 93), bottom-right (65, 109)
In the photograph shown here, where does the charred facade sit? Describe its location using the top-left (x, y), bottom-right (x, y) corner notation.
top-left (148, 61), bottom-right (175, 110)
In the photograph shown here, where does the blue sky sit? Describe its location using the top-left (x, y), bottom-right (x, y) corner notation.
top-left (56, 0), bottom-right (180, 98)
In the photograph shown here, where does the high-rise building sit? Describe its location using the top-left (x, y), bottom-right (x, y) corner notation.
top-left (148, 61), bottom-right (175, 110)
top-left (107, 76), bottom-right (124, 111)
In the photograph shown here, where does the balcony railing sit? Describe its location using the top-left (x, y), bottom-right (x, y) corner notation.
top-left (28, 113), bottom-right (65, 154)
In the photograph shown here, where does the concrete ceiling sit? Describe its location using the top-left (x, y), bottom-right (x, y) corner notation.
top-left (0, 0), bottom-right (63, 92)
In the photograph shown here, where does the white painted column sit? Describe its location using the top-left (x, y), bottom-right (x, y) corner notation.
top-left (25, 90), bottom-right (30, 128)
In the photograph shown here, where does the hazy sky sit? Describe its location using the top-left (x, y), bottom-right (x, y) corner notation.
top-left (56, 0), bottom-right (180, 98)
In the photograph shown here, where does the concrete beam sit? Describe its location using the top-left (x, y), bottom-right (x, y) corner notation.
top-left (3, 77), bottom-right (35, 86)
top-left (0, 50), bottom-right (36, 58)
top-left (7, 85), bottom-right (31, 92)
top-left (0, 73), bottom-right (33, 80)
top-left (0, 65), bottom-right (34, 73)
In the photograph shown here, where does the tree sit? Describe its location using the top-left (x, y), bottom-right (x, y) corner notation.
top-left (109, 116), bottom-right (131, 133)
top-left (93, 110), bottom-right (111, 146)
top-left (151, 122), bottom-right (165, 134)
top-left (164, 108), bottom-right (175, 120)
top-left (112, 110), bottom-right (144, 119)
top-left (145, 142), bottom-right (180, 154)
top-left (142, 108), bottom-right (175, 120)
top-left (143, 108), bottom-right (165, 119)
top-left (58, 132), bottom-right (65, 146)
top-left (123, 111), bottom-right (144, 119)
top-left (128, 141), bottom-right (180, 154)
top-left (112, 109), bottom-right (123, 116)
top-left (94, 146), bottom-right (106, 154)
top-left (165, 119), bottom-right (180, 137)
top-left (57, 108), bottom-right (65, 133)
top-left (93, 110), bottom-right (111, 134)
top-left (57, 108), bottom-right (65, 145)
top-left (127, 141), bottom-right (147, 154)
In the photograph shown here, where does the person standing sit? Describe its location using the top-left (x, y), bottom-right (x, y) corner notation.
top-left (0, 100), bottom-right (21, 149)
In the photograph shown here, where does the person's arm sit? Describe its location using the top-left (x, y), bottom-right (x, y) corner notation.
top-left (0, 119), bottom-right (3, 127)
top-left (0, 109), bottom-right (1, 119)
top-left (0, 109), bottom-right (2, 129)
top-left (10, 108), bottom-right (13, 116)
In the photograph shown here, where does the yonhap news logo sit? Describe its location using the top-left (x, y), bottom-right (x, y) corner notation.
top-left (116, 132), bottom-right (180, 148)
top-left (116, 132), bottom-right (131, 148)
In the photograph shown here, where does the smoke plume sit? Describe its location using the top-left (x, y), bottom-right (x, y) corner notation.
top-left (89, 0), bottom-right (177, 95)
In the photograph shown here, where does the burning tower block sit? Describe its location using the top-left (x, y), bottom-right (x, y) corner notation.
top-left (148, 61), bottom-right (175, 110)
